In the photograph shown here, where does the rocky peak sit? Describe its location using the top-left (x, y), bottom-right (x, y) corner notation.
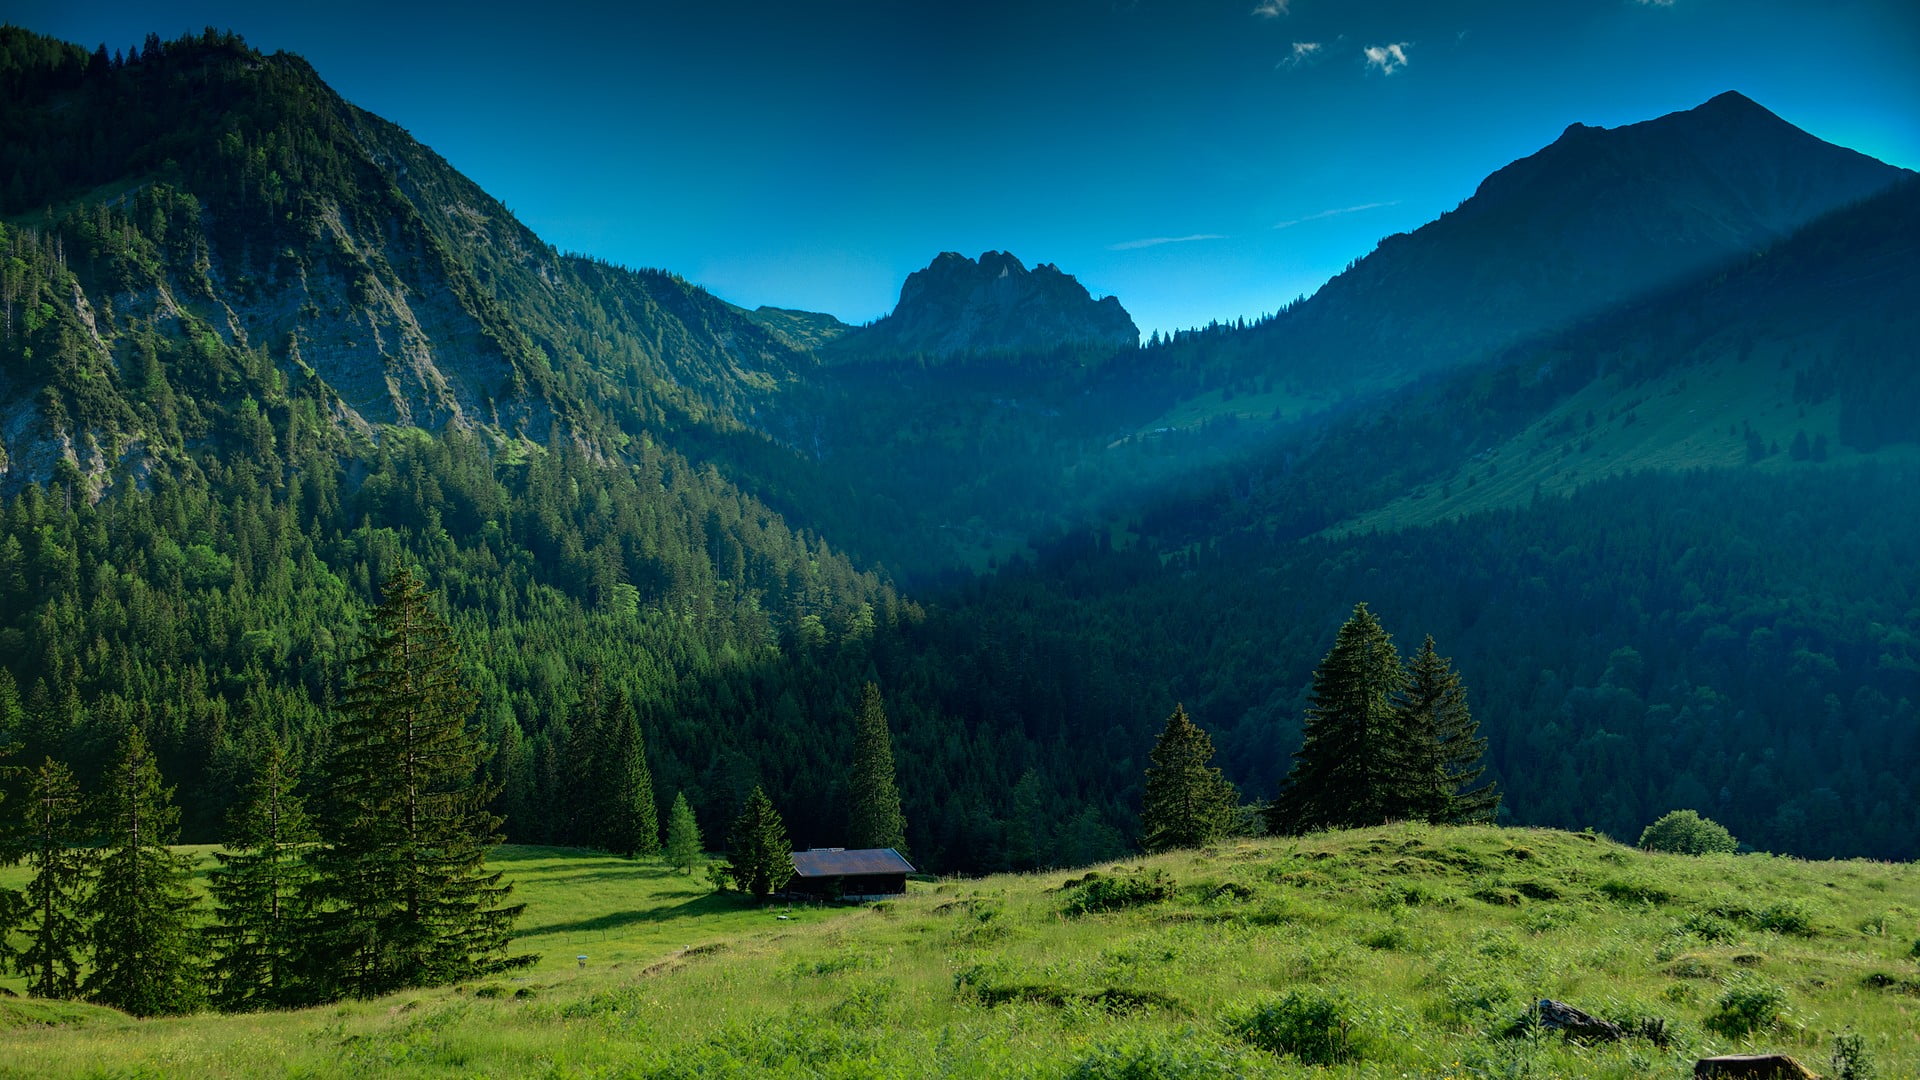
top-left (842, 251), bottom-right (1138, 360)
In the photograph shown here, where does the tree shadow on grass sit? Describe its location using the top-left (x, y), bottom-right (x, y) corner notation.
top-left (518, 891), bottom-right (771, 937)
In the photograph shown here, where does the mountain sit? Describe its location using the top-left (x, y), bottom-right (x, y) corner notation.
top-left (830, 250), bottom-right (1139, 359)
top-left (1141, 91), bottom-right (1909, 399)
top-left (738, 305), bottom-right (853, 351)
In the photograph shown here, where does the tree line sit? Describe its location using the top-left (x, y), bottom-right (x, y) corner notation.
top-left (1138, 603), bottom-right (1497, 851)
top-left (0, 568), bottom-right (528, 1014)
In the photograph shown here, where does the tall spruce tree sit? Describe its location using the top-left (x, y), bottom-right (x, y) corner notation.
top-left (15, 757), bottom-right (91, 999)
top-left (1389, 636), bottom-right (1500, 825)
top-left (598, 692), bottom-right (660, 858)
top-left (848, 682), bottom-right (907, 853)
top-left (1270, 603), bottom-right (1406, 834)
top-left (1140, 703), bottom-right (1239, 852)
top-left (664, 791), bottom-right (703, 874)
top-left (307, 566), bottom-right (531, 999)
top-left (206, 742), bottom-right (317, 1011)
top-left (86, 728), bottom-right (202, 1016)
top-left (725, 786), bottom-right (792, 902)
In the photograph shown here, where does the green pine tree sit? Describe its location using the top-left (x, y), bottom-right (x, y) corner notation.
top-left (1389, 636), bottom-right (1500, 824)
top-left (724, 785), bottom-right (793, 902)
top-left (206, 742), bottom-right (318, 1011)
top-left (848, 682), bottom-right (907, 853)
top-left (664, 791), bottom-right (703, 874)
top-left (307, 566), bottom-right (532, 1000)
top-left (1140, 703), bottom-right (1239, 852)
top-left (598, 691), bottom-right (660, 859)
top-left (86, 728), bottom-right (202, 1016)
top-left (15, 757), bottom-right (92, 1000)
top-left (1269, 603), bottom-right (1406, 835)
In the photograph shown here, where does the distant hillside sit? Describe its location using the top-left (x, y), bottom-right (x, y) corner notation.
top-left (830, 250), bottom-right (1139, 360)
top-left (739, 305), bottom-right (853, 351)
top-left (1139, 91), bottom-right (1909, 398)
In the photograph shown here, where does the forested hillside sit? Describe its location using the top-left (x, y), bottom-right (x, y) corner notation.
top-left (0, 27), bottom-right (1915, 876)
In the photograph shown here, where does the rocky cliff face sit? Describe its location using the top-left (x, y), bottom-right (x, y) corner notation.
top-left (834, 251), bottom-right (1138, 360)
top-left (0, 29), bottom-right (810, 494)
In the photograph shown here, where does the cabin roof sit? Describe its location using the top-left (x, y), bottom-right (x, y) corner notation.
top-left (789, 847), bottom-right (916, 878)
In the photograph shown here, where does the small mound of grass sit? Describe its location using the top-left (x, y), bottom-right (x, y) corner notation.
top-left (1223, 988), bottom-right (1365, 1065)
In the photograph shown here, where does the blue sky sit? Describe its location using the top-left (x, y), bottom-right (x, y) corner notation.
top-left (11, 0), bottom-right (1918, 335)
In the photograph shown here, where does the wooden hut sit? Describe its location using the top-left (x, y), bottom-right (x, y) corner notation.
top-left (786, 847), bottom-right (915, 901)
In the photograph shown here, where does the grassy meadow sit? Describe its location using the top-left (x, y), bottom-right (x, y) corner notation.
top-left (3, 825), bottom-right (1918, 1078)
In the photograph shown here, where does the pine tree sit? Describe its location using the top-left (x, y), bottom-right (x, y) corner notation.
top-left (725, 786), bottom-right (793, 902)
top-left (848, 682), bottom-right (907, 853)
top-left (1269, 603), bottom-right (1406, 834)
top-left (306, 566), bottom-right (532, 1000)
top-left (598, 691), bottom-right (659, 859)
top-left (15, 757), bottom-right (91, 999)
top-left (1140, 703), bottom-right (1239, 852)
top-left (206, 742), bottom-right (317, 1011)
top-left (664, 791), bottom-right (703, 874)
top-left (86, 729), bottom-right (201, 1016)
top-left (1389, 637), bottom-right (1500, 825)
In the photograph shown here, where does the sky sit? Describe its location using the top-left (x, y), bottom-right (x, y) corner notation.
top-left (10, 0), bottom-right (1918, 335)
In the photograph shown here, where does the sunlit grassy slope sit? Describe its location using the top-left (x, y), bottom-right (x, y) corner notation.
top-left (3, 826), bottom-right (1917, 1078)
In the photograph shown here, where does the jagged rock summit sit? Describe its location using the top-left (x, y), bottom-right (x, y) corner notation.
top-left (834, 251), bottom-right (1139, 359)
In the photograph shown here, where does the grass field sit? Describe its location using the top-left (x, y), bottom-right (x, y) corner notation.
top-left (3, 825), bottom-right (1918, 1078)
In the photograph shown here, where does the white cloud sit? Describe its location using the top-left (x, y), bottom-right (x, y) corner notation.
top-left (1109, 234), bottom-right (1228, 251)
top-left (1634, 0), bottom-right (1676, 6)
top-left (1279, 41), bottom-right (1322, 69)
top-left (1273, 201), bottom-right (1399, 230)
top-left (1362, 41), bottom-right (1412, 75)
top-left (1251, 0), bottom-right (1290, 18)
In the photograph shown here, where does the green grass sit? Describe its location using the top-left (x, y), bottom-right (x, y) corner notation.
top-left (3, 825), bottom-right (1917, 1078)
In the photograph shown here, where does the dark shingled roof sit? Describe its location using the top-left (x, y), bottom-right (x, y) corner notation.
top-left (790, 847), bottom-right (916, 878)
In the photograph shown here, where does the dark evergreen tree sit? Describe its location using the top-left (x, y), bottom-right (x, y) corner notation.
top-left (724, 785), bottom-right (792, 902)
top-left (15, 758), bottom-right (91, 999)
top-left (86, 728), bottom-right (201, 1016)
top-left (598, 691), bottom-right (659, 858)
top-left (848, 682), bottom-right (907, 853)
top-left (1269, 603), bottom-right (1406, 834)
top-left (1140, 703), bottom-right (1239, 852)
top-left (1388, 636), bottom-right (1500, 824)
top-left (306, 566), bottom-right (531, 999)
top-left (206, 742), bottom-right (317, 1011)
top-left (664, 791), bottom-right (703, 874)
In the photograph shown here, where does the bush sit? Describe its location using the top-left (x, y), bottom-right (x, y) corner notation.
top-left (1066, 1031), bottom-right (1253, 1079)
top-left (1224, 989), bottom-right (1363, 1065)
top-left (1640, 810), bottom-right (1739, 855)
top-left (1065, 870), bottom-right (1174, 915)
top-left (1831, 1030), bottom-right (1877, 1080)
top-left (1704, 976), bottom-right (1787, 1036)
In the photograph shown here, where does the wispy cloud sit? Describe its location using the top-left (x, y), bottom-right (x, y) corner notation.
top-left (1362, 41), bottom-right (1412, 75)
top-left (1272, 201), bottom-right (1398, 230)
top-left (1279, 41), bottom-right (1322, 69)
top-left (1633, 0), bottom-right (1675, 6)
top-left (1251, 0), bottom-right (1290, 18)
top-left (1109, 234), bottom-right (1227, 251)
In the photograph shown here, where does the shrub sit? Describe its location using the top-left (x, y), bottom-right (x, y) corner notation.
top-left (1067, 1031), bottom-right (1253, 1079)
top-left (1640, 810), bottom-right (1738, 855)
top-left (1754, 900), bottom-right (1814, 936)
top-left (1065, 870), bottom-right (1174, 915)
top-left (1704, 976), bottom-right (1787, 1036)
top-left (1830, 1030), bottom-right (1876, 1080)
top-left (1225, 989), bottom-right (1363, 1065)
top-left (1600, 878), bottom-right (1674, 905)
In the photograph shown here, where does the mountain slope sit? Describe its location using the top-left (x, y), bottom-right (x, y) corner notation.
top-left (8, 829), bottom-right (1920, 1078)
top-left (1138, 92), bottom-right (1909, 398)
